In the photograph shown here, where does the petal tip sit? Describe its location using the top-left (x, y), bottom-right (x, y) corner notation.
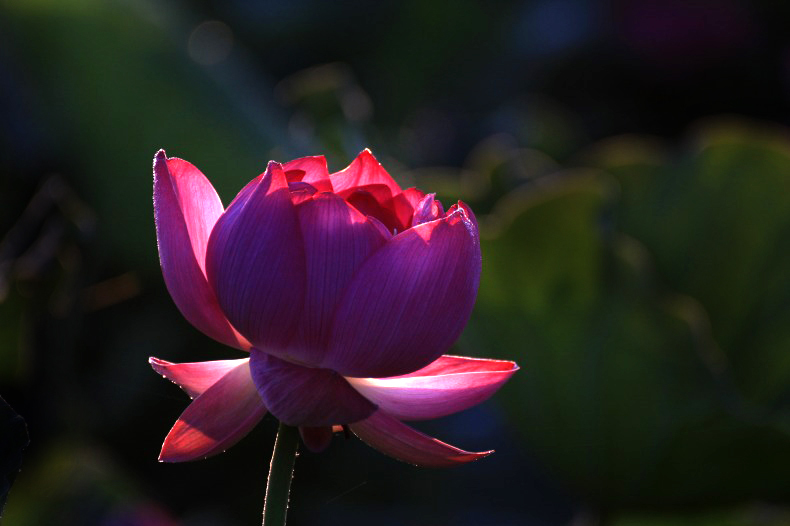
top-left (153, 151), bottom-right (169, 178)
top-left (149, 356), bottom-right (171, 375)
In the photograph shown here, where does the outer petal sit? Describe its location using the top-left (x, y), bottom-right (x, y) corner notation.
top-left (205, 161), bottom-right (306, 350)
top-left (330, 149), bottom-right (402, 195)
top-left (347, 355), bottom-right (518, 421)
top-left (153, 150), bottom-right (249, 350)
top-left (149, 356), bottom-right (247, 399)
top-left (396, 354), bottom-right (514, 377)
top-left (249, 350), bottom-right (375, 427)
top-left (349, 411), bottom-right (491, 467)
top-left (324, 205), bottom-right (482, 377)
top-left (283, 155), bottom-right (333, 193)
top-left (279, 194), bottom-right (388, 365)
top-left (158, 359), bottom-right (267, 462)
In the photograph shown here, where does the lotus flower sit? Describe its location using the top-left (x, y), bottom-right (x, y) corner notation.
top-left (150, 148), bottom-right (517, 467)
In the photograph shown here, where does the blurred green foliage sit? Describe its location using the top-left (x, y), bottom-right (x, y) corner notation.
top-left (464, 120), bottom-right (790, 508)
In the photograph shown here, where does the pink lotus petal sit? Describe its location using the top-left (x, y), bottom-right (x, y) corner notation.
top-left (205, 162), bottom-right (306, 350)
top-left (396, 354), bottom-right (517, 377)
top-left (282, 194), bottom-right (388, 365)
top-left (288, 181), bottom-right (318, 205)
top-left (324, 205), bottom-right (482, 378)
top-left (338, 183), bottom-right (393, 204)
top-left (330, 149), bottom-right (402, 195)
top-left (299, 426), bottom-right (333, 453)
top-left (350, 411), bottom-right (491, 467)
top-left (283, 155), bottom-right (333, 192)
top-left (341, 184), bottom-right (403, 232)
top-left (388, 187), bottom-right (426, 230)
top-left (149, 356), bottom-right (248, 399)
top-left (411, 193), bottom-right (445, 226)
top-left (153, 150), bottom-right (250, 350)
top-left (347, 355), bottom-right (518, 421)
top-left (159, 360), bottom-right (267, 462)
top-left (448, 200), bottom-right (478, 230)
top-left (249, 350), bottom-right (375, 427)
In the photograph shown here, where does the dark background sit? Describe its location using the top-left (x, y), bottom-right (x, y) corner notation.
top-left (1, 0), bottom-right (790, 524)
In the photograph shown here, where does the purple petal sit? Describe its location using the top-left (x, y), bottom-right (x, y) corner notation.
top-left (205, 162), bottom-right (306, 350)
top-left (158, 359), bottom-right (267, 462)
top-left (280, 194), bottom-right (387, 365)
top-left (153, 150), bottom-right (250, 350)
top-left (347, 355), bottom-right (518, 421)
top-left (349, 410), bottom-right (492, 467)
top-left (149, 356), bottom-right (248, 399)
top-left (411, 193), bottom-right (445, 226)
top-left (330, 149), bottom-right (402, 195)
top-left (324, 204), bottom-right (482, 377)
top-left (249, 350), bottom-right (375, 427)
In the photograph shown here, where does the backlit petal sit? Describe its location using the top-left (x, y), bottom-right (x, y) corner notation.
top-left (249, 350), bottom-right (375, 427)
top-left (149, 356), bottom-right (248, 399)
top-left (158, 360), bottom-right (267, 462)
top-left (205, 162), bottom-right (306, 350)
top-left (153, 150), bottom-right (249, 349)
top-left (388, 187), bottom-right (425, 230)
top-left (347, 355), bottom-right (518, 421)
top-left (340, 184), bottom-right (403, 232)
top-left (411, 193), bottom-right (445, 226)
top-left (350, 411), bottom-right (491, 467)
top-left (325, 205), bottom-right (481, 377)
top-left (330, 149), bottom-right (402, 195)
top-left (283, 155), bottom-right (333, 192)
top-left (280, 194), bottom-right (387, 365)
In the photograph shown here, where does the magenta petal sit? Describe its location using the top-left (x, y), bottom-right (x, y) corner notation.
top-left (283, 194), bottom-right (387, 365)
top-left (153, 150), bottom-right (250, 350)
top-left (149, 356), bottom-right (248, 399)
top-left (349, 411), bottom-right (491, 467)
top-left (158, 359), bottom-right (267, 462)
top-left (388, 187), bottom-right (425, 230)
top-left (348, 355), bottom-right (518, 421)
top-left (396, 354), bottom-right (516, 377)
top-left (341, 184), bottom-right (403, 233)
top-left (330, 149), bottom-right (402, 195)
top-left (249, 349), bottom-right (375, 427)
top-left (283, 155), bottom-right (332, 192)
top-left (205, 162), bottom-right (306, 350)
top-left (325, 205), bottom-right (482, 377)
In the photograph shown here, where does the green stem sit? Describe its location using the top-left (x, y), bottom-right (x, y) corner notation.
top-left (262, 422), bottom-right (299, 526)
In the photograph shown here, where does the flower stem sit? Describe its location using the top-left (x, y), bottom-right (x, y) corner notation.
top-left (263, 421), bottom-right (299, 526)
